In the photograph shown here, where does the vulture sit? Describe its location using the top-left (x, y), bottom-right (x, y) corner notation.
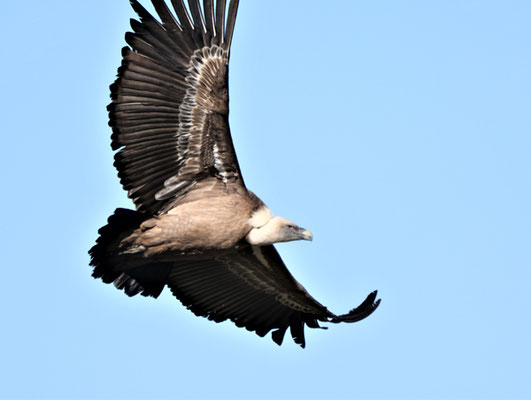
top-left (90, 0), bottom-right (380, 348)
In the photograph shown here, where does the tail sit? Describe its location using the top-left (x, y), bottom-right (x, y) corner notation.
top-left (89, 208), bottom-right (171, 298)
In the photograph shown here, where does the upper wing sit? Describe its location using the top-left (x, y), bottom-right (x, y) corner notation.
top-left (109, 0), bottom-right (243, 215)
top-left (166, 244), bottom-right (381, 347)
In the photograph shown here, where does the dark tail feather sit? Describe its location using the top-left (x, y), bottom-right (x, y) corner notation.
top-left (89, 208), bottom-right (170, 298)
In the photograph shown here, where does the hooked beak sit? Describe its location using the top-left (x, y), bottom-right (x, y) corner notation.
top-left (298, 228), bottom-right (313, 241)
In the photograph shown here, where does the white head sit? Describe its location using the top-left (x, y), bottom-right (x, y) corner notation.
top-left (246, 216), bottom-right (313, 246)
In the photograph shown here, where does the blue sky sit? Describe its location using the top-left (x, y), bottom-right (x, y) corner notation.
top-left (1, 1), bottom-right (530, 399)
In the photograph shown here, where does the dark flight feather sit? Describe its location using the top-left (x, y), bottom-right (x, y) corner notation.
top-left (224, 0), bottom-right (238, 51)
top-left (151, 0), bottom-right (182, 32)
top-left (203, 0), bottom-right (215, 44)
top-left (188, 0), bottom-right (206, 35)
top-left (214, 0), bottom-right (225, 45)
top-left (170, 0), bottom-right (194, 31)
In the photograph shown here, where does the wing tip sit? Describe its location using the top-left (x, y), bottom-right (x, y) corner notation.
top-left (332, 290), bottom-right (381, 324)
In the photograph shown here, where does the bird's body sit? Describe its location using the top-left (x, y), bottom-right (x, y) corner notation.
top-left (123, 186), bottom-right (261, 254)
top-left (90, 0), bottom-right (380, 347)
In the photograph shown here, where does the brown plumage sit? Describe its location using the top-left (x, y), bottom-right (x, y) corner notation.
top-left (90, 0), bottom-right (380, 348)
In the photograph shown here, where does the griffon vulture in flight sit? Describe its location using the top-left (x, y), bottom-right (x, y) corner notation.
top-left (90, 0), bottom-right (380, 347)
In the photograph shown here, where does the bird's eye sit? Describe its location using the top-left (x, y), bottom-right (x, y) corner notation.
top-left (286, 225), bottom-right (294, 229)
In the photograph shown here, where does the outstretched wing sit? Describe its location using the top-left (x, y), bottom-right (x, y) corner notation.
top-left (165, 245), bottom-right (381, 347)
top-left (109, 0), bottom-right (243, 215)
top-left (90, 214), bottom-right (380, 347)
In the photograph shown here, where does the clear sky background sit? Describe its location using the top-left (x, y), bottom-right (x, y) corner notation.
top-left (1, 1), bottom-right (530, 399)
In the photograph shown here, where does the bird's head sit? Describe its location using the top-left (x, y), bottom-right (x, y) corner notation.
top-left (246, 216), bottom-right (313, 246)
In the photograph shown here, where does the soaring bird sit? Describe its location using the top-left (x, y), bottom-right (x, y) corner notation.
top-left (90, 0), bottom-right (380, 348)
